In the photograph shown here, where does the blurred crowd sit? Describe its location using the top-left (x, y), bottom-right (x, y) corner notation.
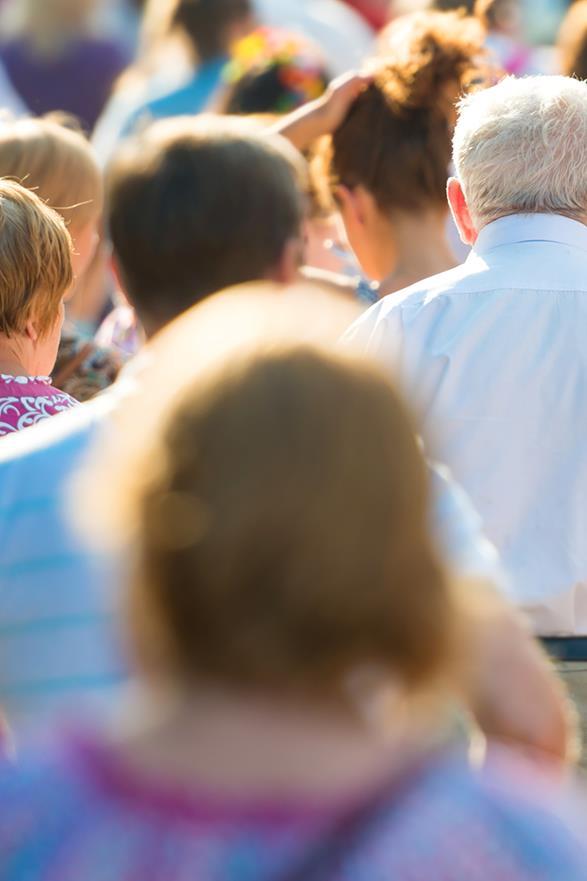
top-left (3, 0), bottom-right (587, 879)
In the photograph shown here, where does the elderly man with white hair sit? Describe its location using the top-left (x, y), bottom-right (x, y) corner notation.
top-left (346, 74), bottom-right (587, 732)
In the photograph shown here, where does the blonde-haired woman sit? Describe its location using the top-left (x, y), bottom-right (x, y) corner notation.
top-left (0, 179), bottom-right (77, 435)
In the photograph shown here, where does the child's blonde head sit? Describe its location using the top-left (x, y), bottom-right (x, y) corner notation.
top-left (0, 178), bottom-right (72, 338)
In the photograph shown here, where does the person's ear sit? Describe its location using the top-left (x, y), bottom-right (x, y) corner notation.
top-left (335, 184), bottom-right (367, 231)
top-left (24, 318), bottom-right (40, 344)
top-left (447, 177), bottom-right (478, 245)
top-left (269, 236), bottom-right (305, 285)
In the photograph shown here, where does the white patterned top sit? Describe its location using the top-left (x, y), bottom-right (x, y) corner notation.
top-left (0, 375), bottom-right (78, 436)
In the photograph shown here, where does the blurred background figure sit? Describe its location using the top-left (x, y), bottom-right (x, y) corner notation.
top-left (558, 0), bottom-right (587, 79)
top-left (0, 0), bottom-right (129, 132)
top-left (94, 0), bottom-right (254, 163)
top-left (342, 0), bottom-right (390, 29)
top-left (252, 0), bottom-right (374, 76)
top-left (0, 287), bottom-right (585, 879)
top-left (220, 27), bottom-right (329, 116)
top-left (475, 0), bottom-right (532, 74)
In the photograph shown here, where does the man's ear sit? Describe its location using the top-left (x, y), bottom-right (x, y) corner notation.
top-left (447, 177), bottom-right (478, 245)
top-left (269, 237), bottom-right (305, 285)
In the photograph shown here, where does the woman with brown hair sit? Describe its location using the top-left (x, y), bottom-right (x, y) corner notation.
top-left (0, 286), bottom-right (584, 878)
top-left (278, 10), bottom-right (486, 298)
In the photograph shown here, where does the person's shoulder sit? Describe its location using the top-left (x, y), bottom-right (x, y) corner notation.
top-left (343, 262), bottom-right (475, 350)
top-left (143, 64), bottom-right (222, 120)
top-left (0, 395), bottom-right (109, 473)
top-left (371, 748), bottom-right (587, 878)
top-left (0, 743), bottom-right (90, 869)
top-left (389, 259), bottom-right (484, 310)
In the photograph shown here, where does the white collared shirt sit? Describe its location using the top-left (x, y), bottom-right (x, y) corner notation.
top-left (345, 213), bottom-right (587, 636)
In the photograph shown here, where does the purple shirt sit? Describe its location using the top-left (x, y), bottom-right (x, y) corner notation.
top-left (0, 375), bottom-right (78, 436)
top-left (0, 37), bottom-right (128, 131)
top-left (1, 735), bottom-right (587, 880)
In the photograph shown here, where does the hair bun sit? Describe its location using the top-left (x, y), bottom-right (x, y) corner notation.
top-left (375, 10), bottom-right (485, 115)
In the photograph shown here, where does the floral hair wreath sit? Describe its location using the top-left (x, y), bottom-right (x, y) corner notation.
top-left (224, 27), bottom-right (329, 112)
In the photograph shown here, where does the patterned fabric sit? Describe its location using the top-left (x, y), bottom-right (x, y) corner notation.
top-left (53, 326), bottom-right (124, 403)
top-left (0, 375), bottom-right (78, 437)
top-left (1, 736), bottom-right (587, 880)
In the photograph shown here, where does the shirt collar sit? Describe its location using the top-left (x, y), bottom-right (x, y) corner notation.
top-left (473, 213), bottom-right (587, 257)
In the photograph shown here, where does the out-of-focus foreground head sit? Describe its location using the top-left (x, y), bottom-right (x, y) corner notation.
top-left (106, 116), bottom-right (306, 336)
top-left (81, 284), bottom-right (457, 705)
top-left (451, 76), bottom-right (587, 232)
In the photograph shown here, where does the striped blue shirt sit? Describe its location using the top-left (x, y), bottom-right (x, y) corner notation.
top-left (0, 396), bottom-right (125, 740)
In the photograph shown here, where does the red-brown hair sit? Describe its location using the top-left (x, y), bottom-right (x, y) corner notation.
top-left (327, 10), bottom-right (485, 215)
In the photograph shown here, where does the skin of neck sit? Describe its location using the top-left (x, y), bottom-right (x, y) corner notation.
top-left (371, 208), bottom-right (457, 298)
top-left (0, 333), bottom-right (36, 376)
top-left (106, 677), bottom-right (452, 801)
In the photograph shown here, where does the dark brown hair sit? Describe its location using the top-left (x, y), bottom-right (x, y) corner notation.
top-left (106, 117), bottom-right (305, 333)
top-left (558, 0), bottom-right (587, 81)
top-left (172, 0), bottom-right (252, 61)
top-left (328, 10), bottom-right (484, 215)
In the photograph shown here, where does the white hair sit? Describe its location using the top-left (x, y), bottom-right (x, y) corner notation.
top-left (453, 76), bottom-right (587, 227)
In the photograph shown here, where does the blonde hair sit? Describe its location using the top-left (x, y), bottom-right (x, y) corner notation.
top-left (81, 285), bottom-right (458, 700)
top-left (0, 115), bottom-right (103, 233)
top-left (453, 75), bottom-right (587, 227)
top-left (0, 178), bottom-right (73, 337)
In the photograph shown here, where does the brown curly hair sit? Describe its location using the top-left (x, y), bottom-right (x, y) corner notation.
top-left (327, 10), bottom-right (485, 215)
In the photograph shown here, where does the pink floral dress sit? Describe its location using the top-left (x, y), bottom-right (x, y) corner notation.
top-left (0, 374), bottom-right (78, 436)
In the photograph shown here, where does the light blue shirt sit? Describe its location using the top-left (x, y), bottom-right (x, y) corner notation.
top-left (0, 395), bottom-right (125, 739)
top-left (345, 213), bottom-right (587, 636)
top-left (123, 57), bottom-right (228, 137)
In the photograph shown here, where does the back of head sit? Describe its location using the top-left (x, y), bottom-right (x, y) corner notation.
top-left (330, 10), bottom-right (484, 215)
top-left (172, 0), bottom-right (253, 61)
top-left (106, 117), bottom-right (305, 334)
top-left (558, 0), bottom-right (587, 81)
top-left (0, 179), bottom-right (72, 338)
top-left (453, 75), bottom-right (587, 227)
top-left (222, 28), bottom-right (329, 116)
top-left (84, 286), bottom-right (455, 699)
top-left (0, 115), bottom-right (102, 234)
